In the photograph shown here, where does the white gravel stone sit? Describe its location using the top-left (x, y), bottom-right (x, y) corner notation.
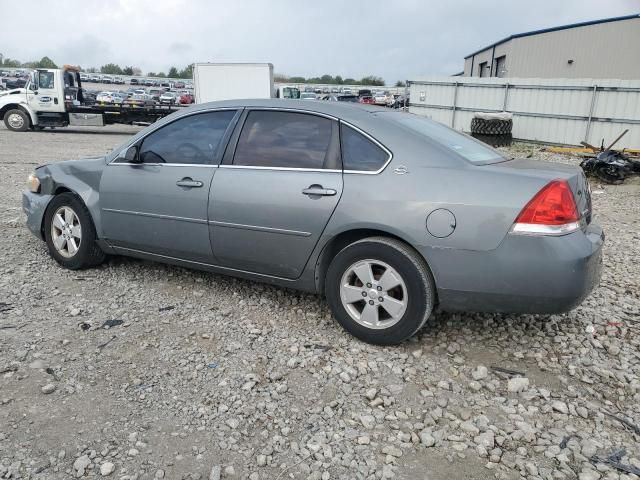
top-left (507, 377), bottom-right (529, 393)
top-left (100, 462), bottom-right (115, 476)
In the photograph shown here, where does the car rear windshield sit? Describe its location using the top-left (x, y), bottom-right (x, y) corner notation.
top-left (386, 113), bottom-right (506, 165)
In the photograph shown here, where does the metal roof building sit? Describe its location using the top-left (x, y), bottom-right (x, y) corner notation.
top-left (463, 14), bottom-right (640, 79)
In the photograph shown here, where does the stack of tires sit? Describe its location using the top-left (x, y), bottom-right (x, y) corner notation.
top-left (470, 112), bottom-right (513, 147)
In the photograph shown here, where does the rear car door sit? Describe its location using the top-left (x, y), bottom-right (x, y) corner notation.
top-left (209, 109), bottom-right (343, 279)
top-left (100, 109), bottom-right (238, 262)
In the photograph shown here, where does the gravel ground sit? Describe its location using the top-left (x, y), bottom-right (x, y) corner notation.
top-left (1, 125), bottom-right (639, 480)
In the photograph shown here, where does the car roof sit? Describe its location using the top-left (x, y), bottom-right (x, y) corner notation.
top-left (190, 98), bottom-right (387, 124)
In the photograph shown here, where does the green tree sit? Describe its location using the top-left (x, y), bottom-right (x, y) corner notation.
top-left (335, 75), bottom-right (343, 84)
top-left (36, 56), bottom-right (58, 68)
top-left (2, 57), bottom-right (22, 67)
top-left (178, 64), bottom-right (193, 79)
top-left (395, 80), bottom-right (406, 87)
top-left (122, 66), bottom-right (134, 75)
top-left (86, 67), bottom-right (98, 73)
top-left (168, 66), bottom-right (179, 78)
top-left (289, 76), bottom-right (306, 83)
top-left (343, 78), bottom-right (357, 85)
top-left (147, 72), bottom-right (156, 77)
top-left (156, 72), bottom-right (166, 78)
top-left (360, 75), bottom-right (384, 86)
top-left (320, 74), bottom-right (334, 84)
top-left (101, 63), bottom-right (123, 75)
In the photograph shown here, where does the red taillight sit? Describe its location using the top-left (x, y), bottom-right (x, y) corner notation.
top-left (512, 180), bottom-right (580, 235)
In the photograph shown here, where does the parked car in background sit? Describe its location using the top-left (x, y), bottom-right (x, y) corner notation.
top-left (101, 75), bottom-right (113, 84)
top-left (130, 78), bottom-right (139, 85)
top-left (174, 81), bottom-right (186, 89)
top-left (148, 88), bottom-right (162, 101)
top-left (96, 91), bottom-right (125, 104)
top-left (3, 77), bottom-right (27, 89)
top-left (159, 91), bottom-right (178, 104)
top-left (359, 95), bottom-right (375, 105)
top-left (124, 93), bottom-right (155, 107)
top-left (300, 92), bottom-right (317, 100)
top-left (23, 99), bottom-right (603, 346)
top-left (80, 89), bottom-right (98, 105)
top-left (90, 74), bottom-right (101, 82)
top-left (342, 88), bottom-right (352, 94)
top-left (337, 94), bottom-right (359, 103)
top-left (144, 79), bottom-right (154, 86)
top-left (373, 92), bottom-right (388, 106)
top-left (358, 89), bottom-right (372, 98)
top-left (304, 86), bottom-right (314, 92)
top-left (114, 77), bottom-right (125, 85)
top-left (178, 92), bottom-right (194, 104)
top-left (79, 74), bottom-right (89, 82)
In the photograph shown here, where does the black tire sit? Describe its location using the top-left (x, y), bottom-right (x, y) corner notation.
top-left (325, 237), bottom-right (436, 345)
top-left (470, 117), bottom-right (512, 135)
top-left (43, 193), bottom-right (106, 270)
top-left (3, 108), bottom-right (30, 132)
top-left (471, 132), bottom-right (512, 147)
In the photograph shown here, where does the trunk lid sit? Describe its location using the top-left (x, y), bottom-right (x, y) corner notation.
top-left (484, 158), bottom-right (592, 225)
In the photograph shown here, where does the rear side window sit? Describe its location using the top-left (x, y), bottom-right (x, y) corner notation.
top-left (139, 110), bottom-right (236, 165)
top-left (340, 124), bottom-right (390, 172)
top-left (233, 111), bottom-right (333, 169)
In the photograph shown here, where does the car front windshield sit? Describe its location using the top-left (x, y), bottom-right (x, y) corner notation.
top-left (385, 113), bottom-right (506, 164)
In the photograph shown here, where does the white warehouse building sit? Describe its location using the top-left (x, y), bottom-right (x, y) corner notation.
top-left (463, 14), bottom-right (640, 79)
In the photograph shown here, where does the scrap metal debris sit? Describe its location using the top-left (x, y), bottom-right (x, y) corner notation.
top-left (591, 448), bottom-right (640, 476)
top-left (580, 129), bottom-right (640, 185)
top-left (159, 305), bottom-right (175, 312)
top-left (490, 366), bottom-right (525, 377)
top-left (97, 335), bottom-right (117, 350)
top-left (603, 410), bottom-right (640, 435)
top-left (102, 319), bottom-right (124, 328)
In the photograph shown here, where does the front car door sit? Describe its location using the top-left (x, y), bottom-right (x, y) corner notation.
top-left (100, 109), bottom-right (238, 263)
top-left (209, 109), bottom-right (343, 279)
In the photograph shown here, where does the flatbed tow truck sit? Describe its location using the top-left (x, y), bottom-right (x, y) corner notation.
top-left (0, 65), bottom-right (181, 132)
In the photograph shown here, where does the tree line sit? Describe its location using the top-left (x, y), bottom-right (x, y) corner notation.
top-left (275, 73), bottom-right (390, 86)
top-left (1, 54), bottom-right (403, 86)
top-left (0, 55), bottom-right (193, 79)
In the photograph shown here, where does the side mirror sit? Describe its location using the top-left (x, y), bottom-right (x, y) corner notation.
top-left (124, 145), bottom-right (140, 163)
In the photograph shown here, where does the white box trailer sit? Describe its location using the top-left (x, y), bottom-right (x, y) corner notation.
top-left (193, 63), bottom-right (274, 103)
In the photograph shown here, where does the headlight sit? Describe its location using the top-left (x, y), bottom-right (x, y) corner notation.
top-left (28, 173), bottom-right (41, 193)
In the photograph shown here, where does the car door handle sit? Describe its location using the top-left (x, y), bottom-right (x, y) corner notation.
top-left (302, 185), bottom-right (337, 196)
top-left (176, 178), bottom-right (203, 188)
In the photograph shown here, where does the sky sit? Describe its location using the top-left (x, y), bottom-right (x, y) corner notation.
top-left (0, 0), bottom-right (637, 84)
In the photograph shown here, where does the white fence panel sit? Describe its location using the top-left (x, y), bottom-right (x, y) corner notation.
top-left (408, 76), bottom-right (640, 149)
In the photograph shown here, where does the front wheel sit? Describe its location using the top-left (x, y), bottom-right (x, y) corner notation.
top-left (44, 193), bottom-right (106, 270)
top-left (325, 237), bottom-right (436, 345)
top-left (4, 109), bottom-right (30, 132)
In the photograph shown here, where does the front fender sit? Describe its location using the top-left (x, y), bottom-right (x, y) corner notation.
top-left (0, 96), bottom-right (37, 125)
top-left (36, 157), bottom-right (106, 237)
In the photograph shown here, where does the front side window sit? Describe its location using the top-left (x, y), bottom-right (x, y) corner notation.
top-left (340, 124), bottom-right (390, 172)
top-left (138, 110), bottom-right (236, 165)
top-left (38, 71), bottom-right (55, 89)
top-left (234, 111), bottom-right (334, 169)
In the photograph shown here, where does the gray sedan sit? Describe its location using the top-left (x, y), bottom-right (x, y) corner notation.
top-left (22, 99), bottom-right (604, 345)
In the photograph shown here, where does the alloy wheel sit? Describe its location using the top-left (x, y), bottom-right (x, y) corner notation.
top-left (51, 206), bottom-right (82, 258)
top-left (340, 259), bottom-right (408, 329)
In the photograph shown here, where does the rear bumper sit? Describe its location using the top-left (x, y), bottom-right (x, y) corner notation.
top-left (22, 191), bottom-right (53, 241)
top-left (424, 222), bottom-right (604, 314)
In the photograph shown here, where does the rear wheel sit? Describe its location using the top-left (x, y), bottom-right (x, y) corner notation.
top-left (44, 193), bottom-right (106, 270)
top-left (3, 109), bottom-right (30, 132)
top-left (325, 237), bottom-right (436, 345)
